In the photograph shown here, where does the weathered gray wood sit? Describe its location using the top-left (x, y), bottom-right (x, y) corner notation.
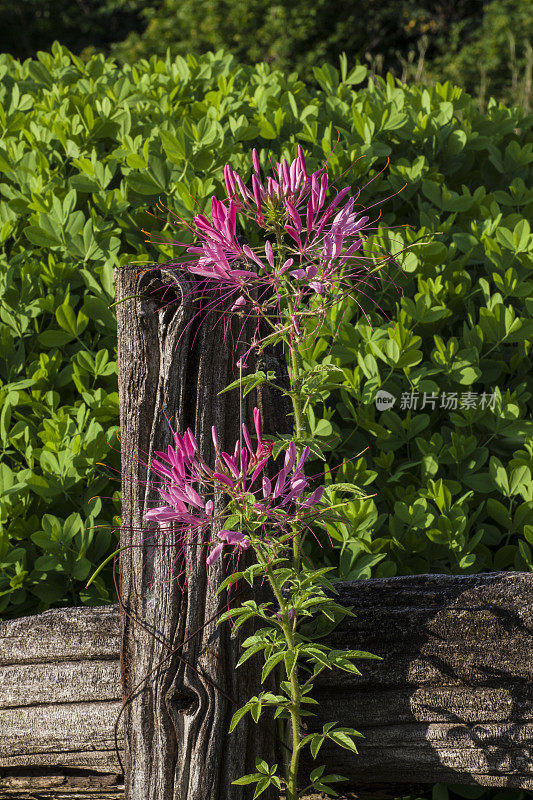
top-left (115, 265), bottom-right (286, 800)
top-left (1, 574), bottom-right (531, 796)
top-left (300, 573), bottom-right (533, 790)
top-left (0, 605), bottom-right (123, 798)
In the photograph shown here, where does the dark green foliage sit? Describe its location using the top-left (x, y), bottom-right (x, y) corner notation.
top-left (1, 2), bottom-right (530, 110)
top-left (111, 0), bottom-right (480, 74)
top-left (109, 0), bottom-right (532, 110)
top-left (0, 45), bottom-right (531, 623)
top-left (429, 0), bottom-right (533, 110)
top-left (0, 0), bottom-right (147, 62)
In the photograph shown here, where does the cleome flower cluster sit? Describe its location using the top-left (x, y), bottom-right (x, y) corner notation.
top-left (147, 145), bottom-right (390, 344)
top-left (144, 407), bottom-right (324, 577)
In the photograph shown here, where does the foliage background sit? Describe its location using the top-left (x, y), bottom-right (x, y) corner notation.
top-left (0, 43), bottom-right (531, 612)
top-left (0, 1), bottom-right (531, 111)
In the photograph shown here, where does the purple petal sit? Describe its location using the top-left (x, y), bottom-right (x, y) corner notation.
top-left (241, 446), bottom-right (248, 475)
top-left (253, 407), bottom-right (262, 443)
top-left (242, 244), bottom-right (265, 270)
top-left (206, 543), bottom-right (224, 566)
top-left (252, 149), bottom-right (261, 177)
top-left (296, 446), bottom-right (311, 470)
top-left (284, 441), bottom-right (296, 471)
top-left (242, 422), bottom-right (253, 453)
top-left (251, 457), bottom-right (269, 485)
top-left (219, 530), bottom-right (250, 549)
top-left (213, 472), bottom-right (235, 488)
top-left (231, 295), bottom-right (247, 311)
top-left (221, 452), bottom-right (240, 479)
top-left (273, 466), bottom-right (288, 499)
top-left (278, 258), bottom-right (294, 274)
top-left (183, 485), bottom-right (204, 509)
top-left (303, 486), bottom-right (325, 507)
top-left (144, 506), bottom-right (173, 521)
top-left (297, 144), bottom-right (306, 175)
top-left (224, 164), bottom-right (236, 197)
top-left (265, 240), bottom-right (274, 269)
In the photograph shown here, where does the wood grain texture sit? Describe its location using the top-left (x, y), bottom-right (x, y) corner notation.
top-left (1, 574), bottom-right (531, 796)
top-left (0, 605), bottom-right (124, 798)
top-left (115, 265), bottom-right (288, 800)
top-left (299, 573), bottom-right (533, 790)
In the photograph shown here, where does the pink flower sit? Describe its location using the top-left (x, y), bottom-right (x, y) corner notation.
top-left (224, 145), bottom-right (320, 221)
top-left (141, 147), bottom-right (400, 351)
top-left (144, 409), bottom-right (326, 578)
top-left (206, 529), bottom-right (251, 568)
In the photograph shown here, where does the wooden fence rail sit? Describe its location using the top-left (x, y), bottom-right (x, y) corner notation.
top-left (1, 572), bottom-right (531, 798)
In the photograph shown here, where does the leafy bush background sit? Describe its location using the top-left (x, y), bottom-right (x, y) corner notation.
top-left (108, 0), bottom-right (533, 112)
top-left (1, 44), bottom-right (532, 624)
top-left (1, 2), bottom-right (532, 111)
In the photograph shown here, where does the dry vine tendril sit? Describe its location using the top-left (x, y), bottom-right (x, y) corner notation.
top-left (91, 144), bottom-right (419, 798)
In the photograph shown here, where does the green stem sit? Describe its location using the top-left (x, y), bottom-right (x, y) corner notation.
top-left (289, 342), bottom-right (305, 444)
top-left (262, 556), bottom-right (301, 800)
top-left (289, 338), bottom-right (306, 574)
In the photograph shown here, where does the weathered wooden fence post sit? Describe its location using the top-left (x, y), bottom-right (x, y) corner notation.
top-left (115, 265), bottom-right (286, 800)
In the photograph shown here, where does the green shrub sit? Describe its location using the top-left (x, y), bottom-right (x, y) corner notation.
top-left (109, 0), bottom-right (532, 110)
top-left (0, 43), bottom-right (531, 620)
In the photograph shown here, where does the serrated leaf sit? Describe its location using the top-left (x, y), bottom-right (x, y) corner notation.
top-left (310, 734), bottom-right (324, 759)
top-left (232, 773), bottom-right (262, 786)
top-left (251, 701), bottom-right (262, 722)
top-left (261, 652), bottom-right (285, 683)
top-left (236, 643), bottom-right (267, 668)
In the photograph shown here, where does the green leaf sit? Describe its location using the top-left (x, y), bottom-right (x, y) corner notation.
top-left (160, 129), bottom-right (187, 164)
top-left (328, 730), bottom-right (359, 753)
top-left (229, 704), bottom-right (252, 733)
top-left (489, 457), bottom-right (510, 496)
top-left (261, 652), bottom-right (285, 683)
top-left (310, 765), bottom-right (325, 781)
top-left (310, 734), bottom-right (324, 759)
top-left (253, 777), bottom-right (272, 798)
top-left (236, 642), bottom-right (267, 668)
top-left (24, 225), bottom-right (61, 247)
top-left (284, 649), bottom-right (297, 677)
top-left (232, 773), bottom-right (261, 786)
top-left (55, 303), bottom-right (78, 336)
top-left (126, 171), bottom-right (164, 195)
top-left (217, 371), bottom-right (276, 397)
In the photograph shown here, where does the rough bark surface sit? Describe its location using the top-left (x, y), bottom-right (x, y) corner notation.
top-left (114, 265), bottom-right (287, 800)
top-left (0, 574), bottom-right (531, 796)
